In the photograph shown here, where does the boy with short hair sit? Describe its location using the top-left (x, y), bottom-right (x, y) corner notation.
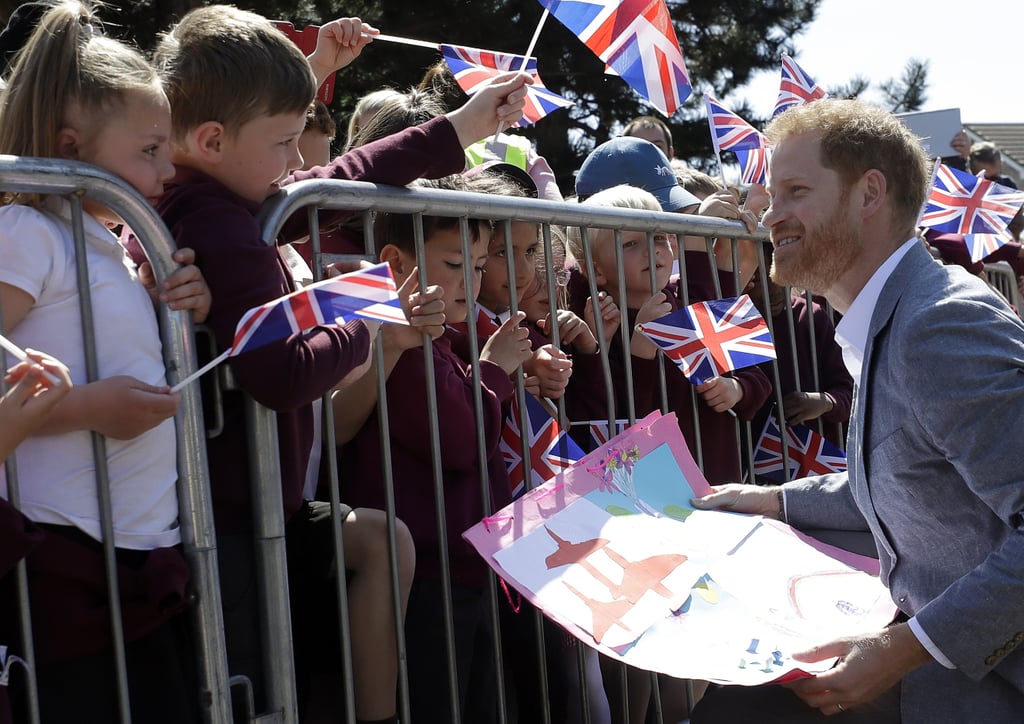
top-left (334, 174), bottom-right (533, 723)
top-left (152, 6), bottom-right (529, 722)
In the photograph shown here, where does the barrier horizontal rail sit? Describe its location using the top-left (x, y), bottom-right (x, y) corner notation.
top-left (257, 177), bottom-right (772, 244)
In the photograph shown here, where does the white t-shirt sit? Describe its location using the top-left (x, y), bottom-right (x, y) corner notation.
top-left (0, 198), bottom-right (180, 549)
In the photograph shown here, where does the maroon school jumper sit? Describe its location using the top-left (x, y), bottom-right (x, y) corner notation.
top-left (340, 331), bottom-right (513, 588)
top-left (157, 116), bottom-right (466, 532)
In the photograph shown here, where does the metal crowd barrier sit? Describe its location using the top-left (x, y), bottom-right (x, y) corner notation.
top-left (0, 162), bottom-right (862, 724)
top-left (983, 261), bottom-right (1023, 312)
top-left (0, 156), bottom-right (230, 724)
top-left (255, 178), bottom-right (798, 724)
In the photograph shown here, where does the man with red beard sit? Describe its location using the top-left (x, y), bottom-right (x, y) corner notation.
top-left (689, 99), bottom-right (1024, 723)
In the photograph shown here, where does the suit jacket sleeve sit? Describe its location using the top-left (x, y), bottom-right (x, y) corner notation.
top-left (783, 471), bottom-right (868, 531)
top-left (894, 294), bottom-right (1024, 681)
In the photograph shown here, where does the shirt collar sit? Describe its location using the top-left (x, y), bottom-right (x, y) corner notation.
top-left (834, 237), bottom-right (918, 384)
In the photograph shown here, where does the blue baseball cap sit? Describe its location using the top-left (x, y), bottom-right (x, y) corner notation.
top-left (575, 136), bottom-right (700, 212)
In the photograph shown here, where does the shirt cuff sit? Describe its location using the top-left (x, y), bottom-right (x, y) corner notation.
top-left (908, 616), bottom-right (956, 669)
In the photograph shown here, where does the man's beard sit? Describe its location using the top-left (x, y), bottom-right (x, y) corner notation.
top-left (770, 204), bottom-right (863, 295)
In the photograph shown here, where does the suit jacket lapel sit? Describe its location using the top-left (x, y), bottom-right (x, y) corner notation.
top-left (849, 242), bottom-right (932, 513)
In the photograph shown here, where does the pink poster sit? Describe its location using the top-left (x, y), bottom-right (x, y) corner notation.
top-left (464, 411), bottom-right (896, 684)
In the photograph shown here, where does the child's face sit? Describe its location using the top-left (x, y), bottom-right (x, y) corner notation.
top-left (594, 230), bottom-right (674, 307)
top-left (518, 274), bottom-right (548, 323)
top-left (393, 226), bottom-right (490, 325)
top-left (218, 111), bottom-right (307, 204)
top-left (73, 90), bottom-right (174, 218)
top-left (478, 221), bottom-right (539, 313)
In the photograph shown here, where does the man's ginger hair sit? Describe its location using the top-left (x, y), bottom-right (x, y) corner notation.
top-left (765, 99), bottom-right (929, 237)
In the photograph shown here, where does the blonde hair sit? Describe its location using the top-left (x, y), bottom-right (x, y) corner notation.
top-left (675, 167), bottom-right (722, 199)
top-left (154, 5), bottom-right (315, 143)
top-left (566, 184), bottom-right (661, 261)
top-left (344, 88), bottom-right (443, 152)
top-left (0, 1), bottom-right (162, 205)
top-left (345, 88), bottom-right (404, 148)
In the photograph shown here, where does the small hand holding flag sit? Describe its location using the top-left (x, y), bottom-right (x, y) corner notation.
top-left (171, 263), bottom-right (406, 392)
top-left (636, 295), bottom-right (776, 385)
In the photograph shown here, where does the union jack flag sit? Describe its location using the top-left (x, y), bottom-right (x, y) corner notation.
top-left (440, 44), bottom-right (573, 126)
top-left (920, 162), bottom-right (1024, 242)
top-left (773, 53), bottom-right (827, 117)
top-left (539, 0), bottom-right (691, 116)
top-left (573, 418), bottom-right (632, 452)
top-left (230, 263), bottom-right (405, 356)
top-left (705, 94), bottom-right (763, 152)
top-left (704, 93), bottom-right (769, 185)
top-left (964, 233), bottom-right (1014, 264)
top-left (636, 295), bottom-right (776, 385)
top-left (502, 394), bottom-right (585, 498)
top-left (733, 146), bottom-right (769, 186)
top-left (753, 414), bottom-right (847, 483)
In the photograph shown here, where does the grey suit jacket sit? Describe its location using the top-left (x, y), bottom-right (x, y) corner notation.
top-left (785, 242), bottom-right (1024, 723)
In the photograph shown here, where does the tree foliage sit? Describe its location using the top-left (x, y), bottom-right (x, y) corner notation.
top-left (879, 58), bottom-right (929, 113)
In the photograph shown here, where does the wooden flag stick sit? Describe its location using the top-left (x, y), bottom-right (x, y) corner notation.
top-left (0, 333), bottom-right (59, 385)
top-left (170, 349), bottom-right (230, 393)
top-left (492, 7), bottom-right (549, 142)
top-left (368, 32), bottom-right (440, 50)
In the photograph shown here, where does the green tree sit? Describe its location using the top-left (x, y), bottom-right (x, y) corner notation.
top-left (827, 59), bottom-right (929, 114)
top-left (879, 58), bottom-right (929, 113)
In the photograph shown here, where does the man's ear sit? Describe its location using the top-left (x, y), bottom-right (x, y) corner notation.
top-left (859, 169), bottom-right (887, 218)
top-left (55, 127), bottom-right (80, 161)
top-left (190, 121), bottom-right (227, 162)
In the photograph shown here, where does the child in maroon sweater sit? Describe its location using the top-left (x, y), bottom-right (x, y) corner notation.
top-left (335, 175), bottom-right (532, 723)
top-left (566, 185), bottom-right (772, 484)
top-left (153, 7), bottom-right (530, 723)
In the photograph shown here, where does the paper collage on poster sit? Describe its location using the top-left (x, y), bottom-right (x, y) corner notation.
top-left (463, 411), bottom-right (896, 685)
